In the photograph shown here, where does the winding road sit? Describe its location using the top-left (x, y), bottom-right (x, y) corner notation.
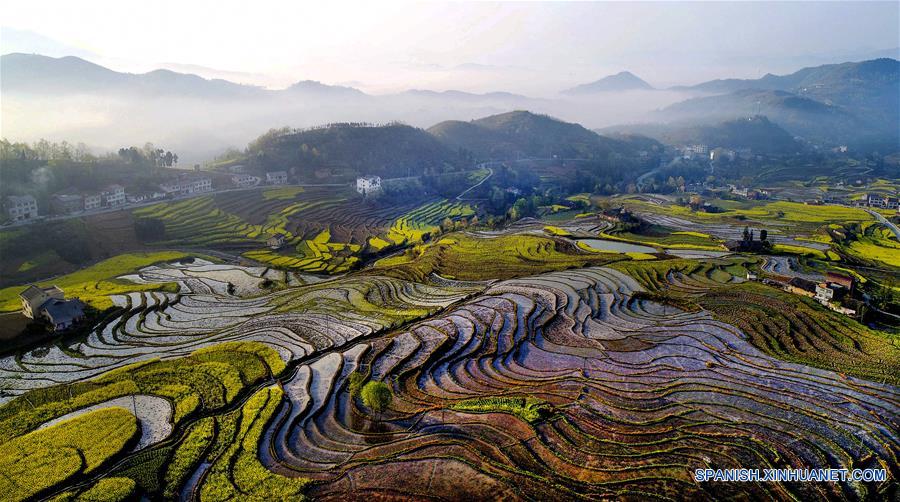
top-left (866, 209), bottom-right (900, 239)
top-left (456, 166), bottom-right (494, 200)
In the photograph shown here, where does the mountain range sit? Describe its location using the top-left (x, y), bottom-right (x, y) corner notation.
top-left (1, 53), bottom-right (898, 158)
top-left (563, 71), bottom-right (654, 94)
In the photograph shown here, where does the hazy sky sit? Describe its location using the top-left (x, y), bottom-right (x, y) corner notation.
top-left (2, 1), bottom-right (898, 94)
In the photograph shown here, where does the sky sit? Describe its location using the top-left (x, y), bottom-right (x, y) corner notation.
top-left (1, 1), bottom-right (899, 95)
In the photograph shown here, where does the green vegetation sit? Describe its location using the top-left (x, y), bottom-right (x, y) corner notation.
top-left (163, 417), bottom-right (215, 498)
top-left (0, 251), bottom-right (193, 312)
top-left (601, 224), bottom-right (724, 250)
top-left (386, 199), bottom-right (473, 245)
top-left (450, 396), bottom-right (552, 423)
top-left (0, 408), bottom-right (138, 501)
top-left (612, 258), bottom-right (900, 384)
top-left (63, 477), bottom-right (137, 502)
top-left (263, 186), bottom-right (305, 200)
top-left (0, 342), bottom-right (284, 444)
top-left (200, 386), bottom-right (309, 500)
top-left (543, 225), bottom-right (573, 237)
top-left (626, 199), bottom-right (874, 228)
top-left (360, 380), bottom-right (392, 415)
top-left (371, 232), bottom-right (628, 282)
top-left (772, 243), bottom-right (828, 259)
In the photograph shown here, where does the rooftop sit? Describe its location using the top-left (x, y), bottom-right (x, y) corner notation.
top-left (20, 285), bottom-right (63, 303)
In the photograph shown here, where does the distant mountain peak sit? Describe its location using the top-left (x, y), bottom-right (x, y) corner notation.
top-left (563, 71), bottom-right (654, 95)
top-left (285, 79), bottom-right (366, 97)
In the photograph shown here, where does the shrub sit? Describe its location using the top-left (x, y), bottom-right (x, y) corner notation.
top-left (360, 381), bottom-right (392, 415)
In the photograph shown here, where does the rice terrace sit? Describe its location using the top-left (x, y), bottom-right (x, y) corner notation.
top-left (1, 2), bottom-right (900, 501)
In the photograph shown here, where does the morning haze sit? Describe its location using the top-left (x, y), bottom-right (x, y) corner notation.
top-left (0, 2), bottom-right (899, 500)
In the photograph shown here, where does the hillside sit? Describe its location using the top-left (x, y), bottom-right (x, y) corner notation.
top-left (245, 123), bottom-right (465, 179)
top-left (656, 88), bottom-right (884, 148)
top-left (428, 111), bottom-right (634, 160)
top-left (0, 53), bottom-right (265, 99)
top-left (611, 116), bottom-right (800, 154)
top-left (563, 71), bottom-right (654, 94)
top-left (680, 58), bottom-right (899, 105)
top-left (661, 58), bottom-right (900, 149)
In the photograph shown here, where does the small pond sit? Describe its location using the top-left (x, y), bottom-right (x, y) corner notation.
top-left (578, 239), bottom-right (657, 254)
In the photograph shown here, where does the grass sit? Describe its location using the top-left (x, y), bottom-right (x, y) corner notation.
top-left (263, 187), bottom-right (305, 200)
top-left (772, 244), bottom-right (829, 260)
top-left (370, 232), bottom-right (628, 282)
top-left (450, 396), bottom-right (553, 423)
top-left (625, 199), bottom-right (876, 230)
top-left (54, 477), bottom-right (137, 502)
top-left (0, 407), bottom-right (138, 501)
top-left (600, 225), bottom-right (724, 251)
top-left (386, 200), bottom-right (474, 245)
top-left (16, 250), bottom-right (60, 273)
top-left (544, 226), bottom-right (573, 237)
top-left (0, 251), bottom-right (195, 312)
top-left (163, 417), bottom-right (215, 498)
top-left (0, 342), bottom-right (285, 444)
top-left (839, 223), bottom-right (900, 268)
top-left (200, 386), bottom-right (310, 500)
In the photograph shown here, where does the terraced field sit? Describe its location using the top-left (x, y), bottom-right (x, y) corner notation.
top-left (133, 188), bottom-right (474, 273)
top-left (0, 233), bottom-right (896, 500)
top-left (259, 267), bottom-right (898, 500)
top-left (0, 259), bottom-right (483, 401)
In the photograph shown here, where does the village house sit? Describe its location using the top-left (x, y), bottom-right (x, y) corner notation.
top-left (19, 285), bottom-right (86, 331)
top-left (83, 193), bottom-right (103, 211)
top-left (862, 193), bottom-right (899, 209)
top-left (160, 176), bottom-right (213, 196)
top-left (5, 195), bottom-right (38, 222)
top-left (266, 171), bottom-right (289, 185)
top-left (102, 184), bottom-right (127, 207)
top-left (267, 233), bottom-right (286, 250)
top-left (232, 174), bottom-right (259, 188)
top-left (51, 193), bottom-right (84, 215)
top-left (786, 277), bottom-right (817, 298)
top-left (356, 175), bottom-right (382, 195)
top-left (709, 148), bottom-right (736, 162)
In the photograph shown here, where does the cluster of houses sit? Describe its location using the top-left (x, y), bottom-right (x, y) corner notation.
top-left (729, 185), bottom-right (770, 200)
top-left (678, 144), bottom-right (754, 162)
top-left (159, 176), bottom-right (214, 196)
top-left (4, 185), bottom-right (130, 221)
top-left (19, 285), bottom-right (86, 331)
top-left (854, 193), bottom-right (899, 211)
top-left (761, 271), bottom-right (864, 317)
top-left (49, 184), bottom-right (127, 216)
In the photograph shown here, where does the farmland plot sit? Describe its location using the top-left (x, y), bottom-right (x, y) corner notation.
top-left (0, 259), bottom-right (484, 402)
top-left (254, 267), bottom-right (898, 500)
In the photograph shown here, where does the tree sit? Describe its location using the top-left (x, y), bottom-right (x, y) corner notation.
top-left (360, 381), bottom-right (392, 417)
top-left (742, 226), bottom-right (751, 242)
top-left (759, 229), bottom-right (768, 242)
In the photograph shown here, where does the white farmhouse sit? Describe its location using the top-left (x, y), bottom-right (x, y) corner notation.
top-left (232, 174), bottom-right (259, 188)
top-left (102, 184), bottom-right (127, 207)
top-left (5, 195), bottom-right (38, 222)
top-left (160, 177), bottom-right (213, 196)
top-left (356, 175), bottom-right (382, 195)
top-left (266, 171), bottom-right (288, 185)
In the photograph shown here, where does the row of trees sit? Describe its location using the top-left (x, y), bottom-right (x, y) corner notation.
top-left (117, 145), bottom-right (178, 167)
top-left (1, 139), bottom-right (95, 163)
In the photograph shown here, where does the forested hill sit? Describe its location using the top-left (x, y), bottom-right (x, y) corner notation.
top-left (604, 116), bottom-right (801, 155)
top-left (245, 123), bottom-right (469, 180)
top-left (427, 110), bottom-right (643, 160)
